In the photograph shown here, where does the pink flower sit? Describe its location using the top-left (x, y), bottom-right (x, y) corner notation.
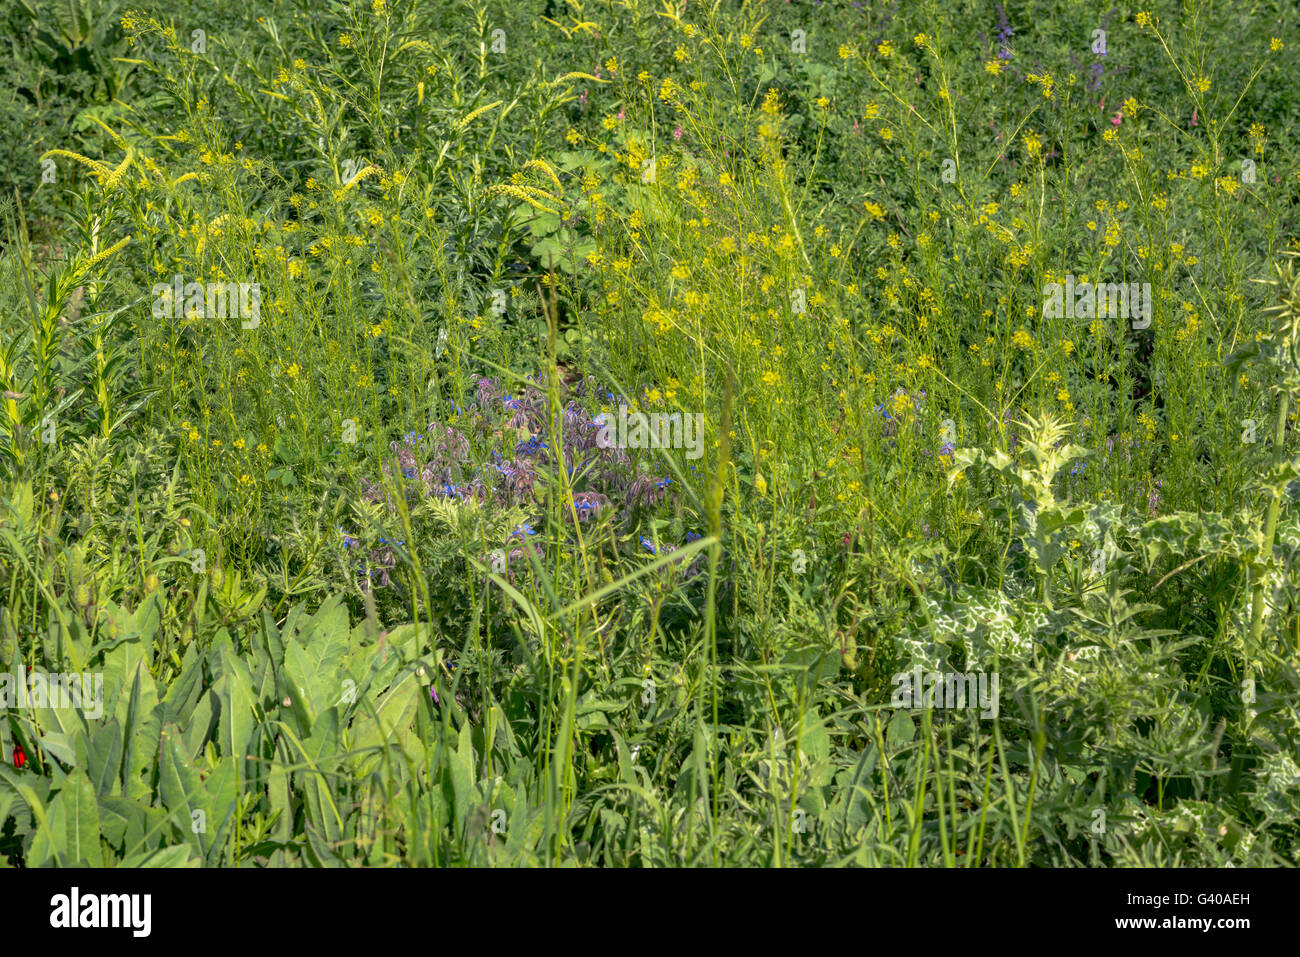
top-left (672, 124), bottom-right (683, 140)
top-left (1111, 111), bottom-right (1122, 126)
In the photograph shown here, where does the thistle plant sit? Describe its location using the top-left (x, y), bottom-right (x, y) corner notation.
top-left (950, 410), bottom-right (1089, 605)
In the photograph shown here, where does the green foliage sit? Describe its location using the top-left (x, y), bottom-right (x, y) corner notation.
top-left (1, 0), bottom-right (1298, 867)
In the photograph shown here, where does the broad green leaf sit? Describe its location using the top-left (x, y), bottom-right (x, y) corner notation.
top-left (156, 731), bottom-right (212, 862)
top-left (216, 644), bottom-right (256, 772)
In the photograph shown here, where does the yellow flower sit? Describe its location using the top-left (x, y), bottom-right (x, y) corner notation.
top-left (863, 201), bottom-right (886, 219)
top-left (1193, 75), bottom-right (1211, 93)
top-left (1022, 130), bottom-right (1042, 159)
top-left (1270, 37), bottom-right (1283, 52)
top-left (286, 362), bottom-right (300, 379)
top-left (876, 41), bottom-right (893, 57)
top-left (985, 59), bottom-right (1004, 76)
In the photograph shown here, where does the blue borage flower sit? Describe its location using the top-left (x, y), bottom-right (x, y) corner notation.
top-left (510, 522), bottom-right (537, 539)
top-left (640, 536), bottom-right (658, 554)
top-left (515, 435), bottom-right (547, 457)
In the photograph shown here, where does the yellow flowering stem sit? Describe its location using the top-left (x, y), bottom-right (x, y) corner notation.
top-left (337, 163), bottom-right (380, 196)
top-left (454, 100), bottom-right (503, 132)
top-left (101, 147), bottom-right (136, 191)
top-left (552, 72), bottom-right (608, 85)
top-left (488, 183), bottom-right (559, 216)
top-left (39, 149), bottom-right (111, 178)
top-left (83, 234), bottom-right (132, 271)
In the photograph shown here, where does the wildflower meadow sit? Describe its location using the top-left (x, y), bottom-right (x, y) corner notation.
top-left (0, 0), bottom-right (1298, 881)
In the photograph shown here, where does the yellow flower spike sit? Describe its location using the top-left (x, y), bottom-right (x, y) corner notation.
top-left (488, 183), bottom-right (559, 215)
top-left (515, 184), bottom-right (561, 204)
top-left (101, 146), bottom-right (136, 190)
top-left (338, 163), bottom-right (381, 196)
top-left (522, 159), bottom-right (564, 196)
top-left (454, 101), bottom-right (503, 132)
top-left (84, 235), bottom-right (132, 270)
top-left (39, 149), bottom-right (111, 178)
top-left (553, 72), bottom-right (608, 85)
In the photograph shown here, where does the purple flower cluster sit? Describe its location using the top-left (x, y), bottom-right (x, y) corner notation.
top-left (343, 374), bottom-right (701, 588)
top-left (994, 3), bottom-right (1014, 60)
